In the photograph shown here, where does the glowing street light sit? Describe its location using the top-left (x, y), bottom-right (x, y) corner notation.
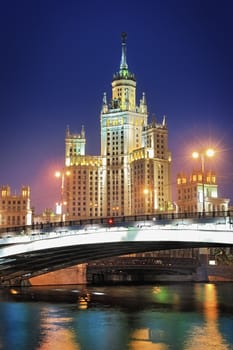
top-left (192, 149), bottom-right (215, 172)
top-left (192, 148), bottom-right (215, 215)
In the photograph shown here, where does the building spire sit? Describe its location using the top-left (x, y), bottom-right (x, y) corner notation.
top-left (81, 125), bottom-right (85, 138)
top-left (112, 32), bottom-right (135, 82)
top-left (162, 115), bottom-right (167, 127)
top-left (120, 32), bottom-right (128, 71)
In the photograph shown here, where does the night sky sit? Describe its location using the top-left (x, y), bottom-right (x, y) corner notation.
top-left (0, 0), bottom-right (232, 214)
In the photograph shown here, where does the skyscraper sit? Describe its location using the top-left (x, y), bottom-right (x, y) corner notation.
top-left (64, 33), bottom-right (172, 220)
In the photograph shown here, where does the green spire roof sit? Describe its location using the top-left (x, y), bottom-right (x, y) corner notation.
top-left (113, 32), bottom-right (136, 82)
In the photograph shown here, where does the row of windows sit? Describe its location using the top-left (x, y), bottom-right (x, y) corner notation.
top-left (0, 215), bottom-right (26, 223)
top-left (0, 200), bottom-right (27, 205)
top-left (74, 213), bottom-right (102, 217)
top-left (1, 206), bottom-right (27, 211)
top-left (107, 151), bottom-right (124, 156)
top-left (107, 136), bottom-right (124, 142)
top-left (107, 159), bottom-right (124, 165)
top-left (178, 195), bottom-right (197, 201)
top-left (71, 170), bottom-right (101, 176)
top-left (107, 130), bottom-right (124, 135)
top-left (133, 170), bottom-right (153, 176)
top-left (70, 200), bottom-right (100, 207)
top-left (134, 163), bottom-right (151, 169)
top-left (69, 148), bottom-right (82, 155)
top-left (108, 169), bottom-right (124, 174)
top-left (69, 182), bottom-right (100, 188)
top-left (107, 190), bottom-right (124, 196)
top-left (72, 207), bottom-right (99, 212)
top-left (178, 188), bottom-right (197, 194)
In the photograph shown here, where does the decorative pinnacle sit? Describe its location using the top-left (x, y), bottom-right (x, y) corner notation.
top-left (120, 32), bottom-right (128, 71)
top-left (113, 32), bottom-right (136, 81)
top-left (121, 32), bottom-right (127, 43)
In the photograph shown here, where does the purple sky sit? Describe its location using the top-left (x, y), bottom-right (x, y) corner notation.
top-left (0, 0), bottom-right (232, 213)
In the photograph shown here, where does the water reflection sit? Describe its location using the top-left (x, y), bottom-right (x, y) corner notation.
top-left (0, 284), bottom-right (232, 350)
top-left (184, 284), bottom-right (230, 350)
top-left (77, 294), bottom-right (90, 310)
top-left (38, 307), bottom-right (79, 350)
top-left (127, 284), bottom-right (233, 350)
top-left (130, 328), bottom-right (168, 349)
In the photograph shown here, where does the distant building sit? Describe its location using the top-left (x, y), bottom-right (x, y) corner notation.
top-left (33, 208), bottom-right (59, 224)
top-left (0, 185), bottom-right (32, 227)
top-left (176, 170), bottom-right (229, 213)
top-left (63, 33), bottom-right (172, 221)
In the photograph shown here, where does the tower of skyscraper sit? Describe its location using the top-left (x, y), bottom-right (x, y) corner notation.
top-left (64, 33), bottom-right (172, 220)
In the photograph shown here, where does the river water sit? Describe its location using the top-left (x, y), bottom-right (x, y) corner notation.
top-left (0, 283), bottom-right (232, 350)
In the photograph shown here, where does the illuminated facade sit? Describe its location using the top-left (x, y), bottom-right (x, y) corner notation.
top-left (176, 170), bottom-right (229, 213)
top-left (0, 185), bottom-right (32, 227)
top-left (64, 33), bottom-right (172, 220)
top-left (64, 126), bottom-right (103, 219)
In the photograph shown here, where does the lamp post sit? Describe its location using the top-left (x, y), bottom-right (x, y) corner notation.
top-left (192, 148), bottom-right (215, 216)
top-left (55, 170), bottom-right (70, 222)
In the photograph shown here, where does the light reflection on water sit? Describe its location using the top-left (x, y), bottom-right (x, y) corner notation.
top-left (38, 307), bottom-right (79, 350)
top-left (183, 284), bottom-right (230, 350)
top-left (0, 283), bottom-right (232, 350)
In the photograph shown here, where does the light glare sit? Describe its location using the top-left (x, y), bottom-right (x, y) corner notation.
top-left (206, 148), bottom-right (215, 157)
top-left (55, 171), bottom-right (61, 178)
top-left (192, 151), bottom-right (199, 159)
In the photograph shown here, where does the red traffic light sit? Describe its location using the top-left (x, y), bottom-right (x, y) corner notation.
top-left (108, 218), bottom-right (113, 225)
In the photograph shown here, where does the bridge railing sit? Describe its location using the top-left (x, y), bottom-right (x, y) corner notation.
top-left (88, 256), bottom-right (199, 268)
top-left (0, 210), bottom-right (232, 236)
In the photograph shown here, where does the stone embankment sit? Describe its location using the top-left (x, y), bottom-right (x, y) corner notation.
top-left (207, 265), bottom-right (233, 281)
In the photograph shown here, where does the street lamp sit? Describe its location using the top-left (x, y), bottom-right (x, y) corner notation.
top-left (192, 148), bottom-right (215, 215)
top-left (55, 170), bottom-right (70, 222)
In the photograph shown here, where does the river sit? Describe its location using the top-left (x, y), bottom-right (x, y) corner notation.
top-left (0, 283), bottom-right (232, 350)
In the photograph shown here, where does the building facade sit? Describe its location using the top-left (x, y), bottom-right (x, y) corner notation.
top-left (0, 185), bottom-right (32, 227)
top-left (65, 126), bottom-right (103, 219)
top-left (176, 170), bottom-right (229, 213)
top-left (63, 33), bottom-right (172, 220)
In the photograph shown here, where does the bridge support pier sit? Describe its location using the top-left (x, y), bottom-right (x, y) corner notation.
top-left (199, 247), bottom-right (209, 265)
top-left (196, 248), bottom-right (209, 282)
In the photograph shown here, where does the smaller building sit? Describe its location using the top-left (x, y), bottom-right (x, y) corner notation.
top-left (33, 208), bottom-right (60, 224)
top-left (176, 170), bottom-right (229, 213)
top-left (0, 185), bottom-right (32, 227)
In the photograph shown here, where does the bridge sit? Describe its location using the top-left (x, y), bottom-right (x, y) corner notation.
top-left (0, 212), bottom-right (232, 285)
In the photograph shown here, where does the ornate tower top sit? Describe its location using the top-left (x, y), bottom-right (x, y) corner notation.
top-left (120, 32), bottom-right (128, 71)
top-left (113, 32), bottom-right (136, 82)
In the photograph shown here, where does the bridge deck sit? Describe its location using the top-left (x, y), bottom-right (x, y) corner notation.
top-left (0, 214), bottom-right (232, 285)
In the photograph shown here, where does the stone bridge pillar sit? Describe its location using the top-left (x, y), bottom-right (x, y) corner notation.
top-left (199, 247), bottom-right (209, 265)
top-left (196, 247), bottom-right (209, 281)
